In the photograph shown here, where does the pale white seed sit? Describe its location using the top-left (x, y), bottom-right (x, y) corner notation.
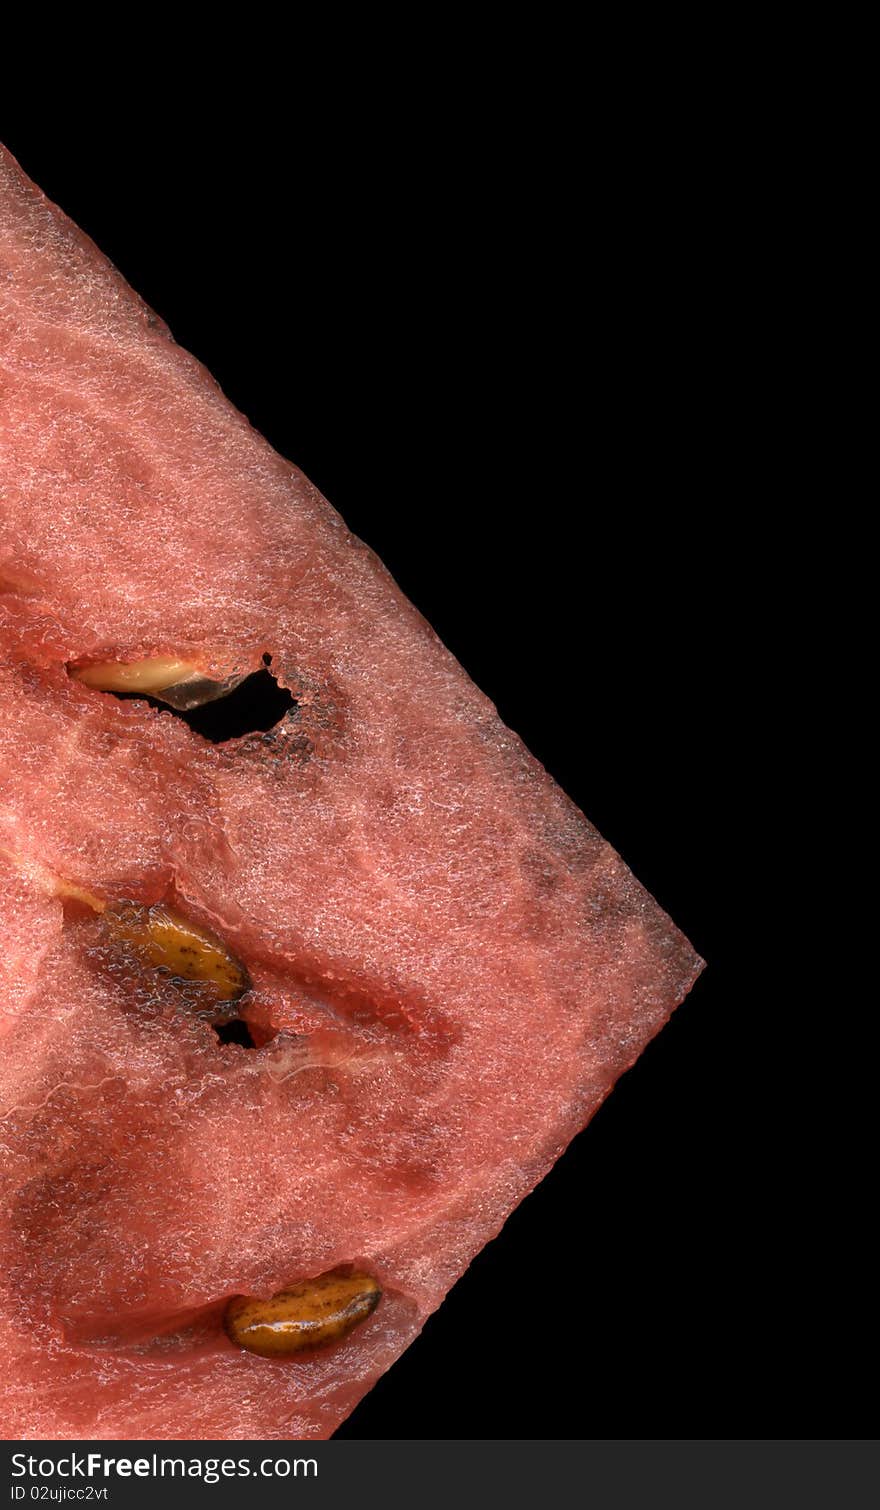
top-left (70, 656), bottom-right (199, 694)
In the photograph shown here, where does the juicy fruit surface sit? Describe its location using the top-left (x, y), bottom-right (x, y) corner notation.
top-left (0, 145), bottom-right (704, 1440)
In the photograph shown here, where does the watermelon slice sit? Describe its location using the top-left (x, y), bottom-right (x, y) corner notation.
top-left (0, 143), bottom-right (704, 1441)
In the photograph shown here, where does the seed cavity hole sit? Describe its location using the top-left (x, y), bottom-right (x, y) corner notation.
top-left (69, 654), bottom-right (296, 744)
top-left (213, 1017), bottom-right (258, 1049)
top-left (147, 665), bottom-right (295, 743)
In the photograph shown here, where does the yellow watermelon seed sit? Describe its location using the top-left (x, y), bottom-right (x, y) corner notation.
top-left (224, 1272), bottom-right (382, 1358)
top-left (101, 902), bottom-right (248, 1006)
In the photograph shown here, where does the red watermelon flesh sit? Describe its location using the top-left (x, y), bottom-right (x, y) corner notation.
top-left (0, 144), bottom-right (703, 1440)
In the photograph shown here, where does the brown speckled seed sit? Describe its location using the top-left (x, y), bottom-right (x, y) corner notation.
top-left (102, 902), bottom-right (248, 1007)
top-left (224, 1272), bottom-right (382, 1358)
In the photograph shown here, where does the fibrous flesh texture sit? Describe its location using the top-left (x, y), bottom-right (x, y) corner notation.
top-left (0, 144), bottom-right (703, 1440)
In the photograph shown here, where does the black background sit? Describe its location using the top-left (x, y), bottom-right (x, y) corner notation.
top-left (0, 127), bottom-right (841, 1439)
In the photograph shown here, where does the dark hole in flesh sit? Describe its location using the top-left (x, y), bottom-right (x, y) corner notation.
top-left (113, 661), bottom-right (295, 743)
top-left (213, 1017), bottom-right (258, 1049)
